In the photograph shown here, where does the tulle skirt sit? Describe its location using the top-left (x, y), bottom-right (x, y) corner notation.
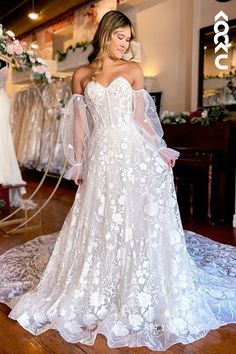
top-left (0, 88), bottom-right (26, 206)
top-left (0, 124), bottom-right (236, 351)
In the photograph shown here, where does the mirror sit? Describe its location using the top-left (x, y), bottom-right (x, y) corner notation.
top-left (198, 18), bottom-right (236, 111)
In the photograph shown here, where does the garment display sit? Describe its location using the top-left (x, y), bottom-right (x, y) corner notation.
top-left (0, 65), bottom-right (26, 207)
top-left (0, 77), bottom-right (236, 351)
top-left (10, 78), bottom-right (71, 174)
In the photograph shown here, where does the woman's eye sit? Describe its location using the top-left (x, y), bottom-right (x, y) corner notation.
top-left (116, 34), bottom-right (130, 42)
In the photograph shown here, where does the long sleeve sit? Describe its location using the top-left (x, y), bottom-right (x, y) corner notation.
top-left (132, 89), bottom-right (180, 162)
top-left (61, 94), bottom-right (93, 181)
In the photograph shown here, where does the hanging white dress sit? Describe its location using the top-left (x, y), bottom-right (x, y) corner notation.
top-left (0, 66), bottom-right (26, 206)
top-left (0, 77), bottom-right (236, 351)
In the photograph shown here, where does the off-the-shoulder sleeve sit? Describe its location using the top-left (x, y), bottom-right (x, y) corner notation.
top-left (132, 89), bottom-right (180, 163)
top-left (61, 94), bottom-right (93, 181)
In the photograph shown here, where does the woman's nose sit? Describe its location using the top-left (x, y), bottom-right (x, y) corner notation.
top-left (122, 41), bottom-right (128, 49)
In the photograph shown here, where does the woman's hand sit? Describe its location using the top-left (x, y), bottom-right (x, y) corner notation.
top-left (158, 147), bottom-right (178, 168)
top-left (75, 178), bottom-right (83, 186)
top-left (167, 157), bottom-right (176, 168)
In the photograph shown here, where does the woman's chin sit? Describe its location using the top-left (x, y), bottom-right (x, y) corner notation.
top-left (117, 54), bottom-right (123, 60)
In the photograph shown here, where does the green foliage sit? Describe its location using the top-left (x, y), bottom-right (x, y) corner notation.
top-left (204, 106), bottom-right (230, 126)
top-left (56, 41), bottom-right (90, 62)
top-left (160, 106), bottom-right (231, 126)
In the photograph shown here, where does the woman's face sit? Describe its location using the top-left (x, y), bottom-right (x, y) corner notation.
top-left (109, 26), bottom-right (131, 59)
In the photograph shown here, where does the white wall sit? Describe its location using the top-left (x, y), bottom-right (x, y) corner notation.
top-left (122, 0), bottom-right (236, 113)
top-left (132, 0), bottom-right (193, 113)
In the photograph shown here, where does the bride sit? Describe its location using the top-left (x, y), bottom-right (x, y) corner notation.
top-left (0, 59), bottom-right (26, 207)
top-left (0, 11), bottom-right (236, 351)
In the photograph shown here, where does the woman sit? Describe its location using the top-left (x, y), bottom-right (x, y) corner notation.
top-left (0, 59), bottom-right (26, 206)
top-left (0, 11), bottom-right (236, 351)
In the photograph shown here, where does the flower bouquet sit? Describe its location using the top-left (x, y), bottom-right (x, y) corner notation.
top-left (0, 24), bottom-right (51, 84)
top-left (189, 106), bottom-right (230, 126)
top-left (160, 111), bottom-right (189, 124)
top-left (160, 106), bottom-right (230, 126)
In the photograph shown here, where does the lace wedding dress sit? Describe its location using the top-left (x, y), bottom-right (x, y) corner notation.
top-left (0, 77), bottom-right (236, 351)
top-left (0, 66), bottom-right (26, 206)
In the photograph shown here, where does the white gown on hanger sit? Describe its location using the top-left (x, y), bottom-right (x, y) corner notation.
top-left (0, 77), bottom-right (236, 351)
top-left (0, 66), bottom-right (26, 206)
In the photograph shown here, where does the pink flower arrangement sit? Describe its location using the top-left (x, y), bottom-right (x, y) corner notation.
top-left (32, 65), bottom-right (46, 74)
top-left (29, 56), bottom-right (36, 63)
top-left (45, 71), bottom-right (51, 80)
top-left (0, 24), bottom-right (51, 84)
top-left (7, 40), bottom-right (24, 55)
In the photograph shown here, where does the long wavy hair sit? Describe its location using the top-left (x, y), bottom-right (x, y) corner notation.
top-left (88, 10), bottom-right (134, 79)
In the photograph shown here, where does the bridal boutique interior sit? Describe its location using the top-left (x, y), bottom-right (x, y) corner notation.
top-left (0, 0), bottom-right (236, 353)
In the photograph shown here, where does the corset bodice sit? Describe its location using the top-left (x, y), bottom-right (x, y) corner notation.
top-left (84, 77), bottom-right (133, 129)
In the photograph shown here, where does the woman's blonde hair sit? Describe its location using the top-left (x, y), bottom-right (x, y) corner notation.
top-left (88, 10), bottom-right (135, 79)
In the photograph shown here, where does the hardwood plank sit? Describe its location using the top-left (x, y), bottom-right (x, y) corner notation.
top-left (36, 330), bottom-right (86, 354)
top-left (0, 337), bottom-right (18, 354)
top-left (209, 326), bottom-right (236, 353)
top-left (191, 329), bottom-right (235, 354)
top-left (76, 334), bottom-right (122, 354)
top-left (77, 336), bottom-right (193, 354)
top-left (175, 343), bottom-right (206, 353)
top-left (0, 304), bottom-right (9, 315)
top-left (0, 310), bottom-right (50, 354)
top-left (167, 344), bottom-right (195, 354)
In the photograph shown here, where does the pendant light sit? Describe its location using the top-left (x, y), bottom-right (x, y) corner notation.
top-left (28, 0), bottom-right (39, 20)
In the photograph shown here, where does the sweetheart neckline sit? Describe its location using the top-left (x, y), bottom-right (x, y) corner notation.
top-left (84, 76), bottom-right (144, 94)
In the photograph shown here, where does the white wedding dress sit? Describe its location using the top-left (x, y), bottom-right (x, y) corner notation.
top-left (0, 66), bottom-right (26, 206)
top-left (0, 77), bottom-right (236, 351)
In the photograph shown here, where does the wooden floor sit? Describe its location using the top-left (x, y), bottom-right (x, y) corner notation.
top-left (0, 170), bottom-right (236, 354)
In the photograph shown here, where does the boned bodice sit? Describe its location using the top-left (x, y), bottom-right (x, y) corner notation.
top-left (84, 77), bottom-right (134, 130)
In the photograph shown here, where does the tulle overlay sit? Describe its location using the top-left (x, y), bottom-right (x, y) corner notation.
top-left (1, 77), bottom-right (236, 351)
top-left (0, 67), bottom-right (26, 206)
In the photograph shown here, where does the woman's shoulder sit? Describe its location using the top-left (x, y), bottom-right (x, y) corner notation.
top-left (122, 61), bottom-right (144, 89)
top-left (122, 61), bottom-right (143, 80)
top-left (72, 65), bottom-right (91, 81)
top-left (123, 61), bottom-right (143, 73)
top-left (72, 65), bottom-right (91, 94)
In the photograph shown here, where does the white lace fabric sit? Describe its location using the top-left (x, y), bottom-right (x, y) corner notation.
top-left (0, 77), bottom-right (236, 351)
top-left (0, 66), bottom-right (26, 206)
top-left (61, 77), bottom-right (179, 181)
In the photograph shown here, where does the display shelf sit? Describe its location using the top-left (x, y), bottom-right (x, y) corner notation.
top-left (11, 60), bottom-right (67, 84)
top-left (57, 45), bottom-right (92, 72)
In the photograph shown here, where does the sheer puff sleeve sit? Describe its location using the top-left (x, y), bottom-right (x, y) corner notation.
top-left (132, 89), bottom-right (180, 163)
top-left (61, 94), bottom-right (93, 181)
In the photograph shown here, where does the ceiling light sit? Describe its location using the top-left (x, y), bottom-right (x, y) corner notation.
top-left (28, 12), bottom-right (39, 20)
top-left (31, 42), bottom-right (38, 49)
top-left (28, 0), bottom-right (39, 20)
